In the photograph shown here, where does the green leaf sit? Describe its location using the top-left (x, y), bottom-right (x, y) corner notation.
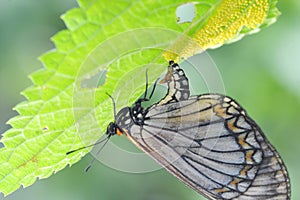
top-left (0, 0), bottom-right (280, 196)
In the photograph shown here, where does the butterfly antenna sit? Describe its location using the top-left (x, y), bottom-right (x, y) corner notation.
top-left (148, 78), bottom-right (159, 100)
top-left (66, 135), bottom-right (110, 155)
top-left (106, 92), bottom-right (117, 121)
top-left (143, 69), bottom-right (149, 100)
top-left (84, 135), bottom-right (111, 172)
top-left (143, 69), bottom-right (158, 101)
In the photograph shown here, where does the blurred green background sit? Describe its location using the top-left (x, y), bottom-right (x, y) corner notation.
top-left (1, 0), bottom-right (299, 199)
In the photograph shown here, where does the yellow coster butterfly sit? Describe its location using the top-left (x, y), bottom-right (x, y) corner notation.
top-left (69, 61), bottom-right (291, 199)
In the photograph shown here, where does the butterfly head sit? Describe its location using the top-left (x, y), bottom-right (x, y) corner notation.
top-left (106, 122), bottom-right (123, 137)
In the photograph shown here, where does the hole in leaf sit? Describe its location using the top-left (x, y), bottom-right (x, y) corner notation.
top-left (176, 2), bottom-right (196, 24)
top-left (81, 70), bottom-right (107, 88)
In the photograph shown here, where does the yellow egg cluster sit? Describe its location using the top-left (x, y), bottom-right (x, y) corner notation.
top-left (164, 0), bottom-right (269, 61)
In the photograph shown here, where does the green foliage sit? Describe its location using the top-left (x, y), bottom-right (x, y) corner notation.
top-left (0, 0), bottom-right (280, 196)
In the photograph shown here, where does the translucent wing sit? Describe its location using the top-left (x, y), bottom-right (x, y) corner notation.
top-left (125, 94), bottom-right (290, 199)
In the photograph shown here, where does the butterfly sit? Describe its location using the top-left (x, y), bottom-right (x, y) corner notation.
top-left (69, 61), bottom-right (291, 199)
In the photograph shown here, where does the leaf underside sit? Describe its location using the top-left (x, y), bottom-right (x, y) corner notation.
top-left (0, 0), bottom-right (279, 196)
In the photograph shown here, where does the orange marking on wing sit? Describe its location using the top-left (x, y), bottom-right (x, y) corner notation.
top-left (227, 120), bottom-right (238, 131)
top-left (213, 104), bottom-right (227, 117)
top-left (230, 178), bottom-right (241, 188)
top-left (239, 165), bottom-right (251, 177)
top-left (214, 187), bottom-right (229, 193)
top-left (238, 134), bottom-right (251, 148)
top-left (246, 150), bottom-right (254, 162)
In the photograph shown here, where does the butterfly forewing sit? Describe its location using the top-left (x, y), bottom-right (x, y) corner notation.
top-left (113, 61), bottom-right (290, 199)
top-left (125, 94), bottom-right (284, 199)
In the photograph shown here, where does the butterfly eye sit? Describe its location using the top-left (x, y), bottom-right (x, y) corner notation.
top-left (104, 122), bottom-right (116, 136)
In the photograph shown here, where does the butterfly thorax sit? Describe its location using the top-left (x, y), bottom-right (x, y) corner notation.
top-left (130, 99), bottom-right (148, 125)
top-left (114, 107), bottom-right (134, 130)
top-left (105, 107), bottom-right (134, 137)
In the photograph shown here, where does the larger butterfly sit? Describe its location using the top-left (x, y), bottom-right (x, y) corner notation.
top-left (83, 61), bottom-right (291, 199)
